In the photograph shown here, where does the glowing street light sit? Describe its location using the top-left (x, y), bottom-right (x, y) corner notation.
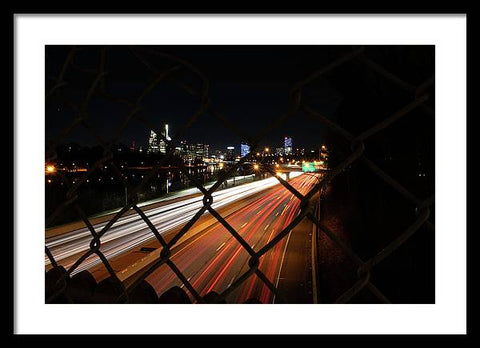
top-left (264, 147), bottom-right (269, 153)
top-left (46, 165), bottom-right (56, 174)
top-left (253, 164), bottom-right (259, 170)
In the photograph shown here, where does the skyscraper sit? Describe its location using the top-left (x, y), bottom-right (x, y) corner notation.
top-left (195, 143), bottom-right (209, 159)
top-left (187, 144), bottom-right (196, 162)
top-left (180, 140), bottom-right (188, 154)
top-left (203, 144), bottom-right (209, 159)
top-left (159, 124), bottom-right (171, 154)
top-left (147, 130), bottom-right (159, 153)
top-left (240, 142), bottom-right (250, 158)
top-left (148, 124), bottom-right (171, 154)
top-left (284, 136), bottom-right (293, 155)
top-left (226, 146), bottom-right (235, 161)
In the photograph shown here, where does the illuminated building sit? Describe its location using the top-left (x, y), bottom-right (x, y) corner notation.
top-left (284, 136), bottom-right (293, 155)
top-left (214, 150), bottom-right (225, 160)
top-left (195, 143), bottom-right (209, 159)
top-left (203, 144), bottom-right (209, 159)
top-left (226, 146), bottom-right (235, 161)
top-left (147, 130), bottom-right (159, 153)
top-left (159, 124), bottom-right (171, 154)
top-left (180, 141), bottom-right (196, 163)
top-left (240, 142), bottom-right (250, 158)
top-left (148, 124), bottom-right (171, 154)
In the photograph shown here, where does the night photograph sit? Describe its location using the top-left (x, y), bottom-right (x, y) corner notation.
top-left (11, 13), bottom-right (468, 336)
top-left (43, 44), bottom-right (435, 305)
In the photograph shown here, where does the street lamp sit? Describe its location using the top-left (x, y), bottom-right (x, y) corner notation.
top-left (253, 163), bottom-right (260, 180)
top-left (46, 165), bottom-right (56, 174)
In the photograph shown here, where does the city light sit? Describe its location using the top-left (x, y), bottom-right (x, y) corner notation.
top-left (265, 147), bottom-right (269, 152)
top-left (46, 165), bottom-right (56, 174)
top-left (253, 164), bottom-right (259, 170)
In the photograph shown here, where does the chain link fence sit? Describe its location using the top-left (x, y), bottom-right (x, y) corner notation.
top-left (45, 45), bottom-right (434, 304)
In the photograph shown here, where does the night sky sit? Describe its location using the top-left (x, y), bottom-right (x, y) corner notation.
top-left (45, 45), bottom-right (351, 152)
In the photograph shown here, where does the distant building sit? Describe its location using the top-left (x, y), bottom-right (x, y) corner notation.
top-left (147, 130), bottom-right (159, 153)
top-left (240, 143), bottom-right (250, 158)
top-left (159, 124), bottom-right (171, 154)
top-left (174, 146), bottom-right (183, 156)
top-left (180, 141), bottom-right (196, 163)
top-left (275, 147), bottom-right (284, 156)
top-left (148, 124), bottom-right (171, 154)
top-left (188, 145), bottom-right (196, 161)
top-left (226, 146), bottom-right (235, 161)
top-left (195, 143), bottom-right (209, 159)
top-left (203, 144), bottom-right (209, 159)
top-left (178, 140), bottom-right (209, 163)
top-left (180, 140), bottom-right (188, 154)
top-left (294, 148), bottom-right (305, 156)
top-left (284, 136), bottom-right (293, 155)
top-left (214, 150), bottom-right (225, 160)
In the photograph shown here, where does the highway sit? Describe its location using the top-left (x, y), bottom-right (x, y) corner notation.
top-left (45, 172), bottom-right (303, 276)
top-left (144, 173), bottom-right (320, 303)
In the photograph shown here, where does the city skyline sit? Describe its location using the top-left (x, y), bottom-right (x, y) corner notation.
top-left (70, 123), bottom-right (318, 158)
top-left (45, 45), bottom-right (336, 151)
top-left (58, 119), bottom-right (323, 161)
top-left (144, 123), bottom-right (306, 158)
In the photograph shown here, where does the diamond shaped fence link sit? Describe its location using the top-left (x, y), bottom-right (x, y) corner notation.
top-left (45, 46), bottom-right (434, 304)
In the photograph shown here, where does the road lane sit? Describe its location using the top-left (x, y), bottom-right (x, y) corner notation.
top-left (145, 173), bottom-right (319, 303)
top-left (45, 173), bottom-right (302, 275)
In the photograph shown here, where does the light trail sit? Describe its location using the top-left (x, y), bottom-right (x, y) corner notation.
top-left (144, 173), bottom-right (320, 303)
top-left (45, 172), bottom-right (303, 275)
